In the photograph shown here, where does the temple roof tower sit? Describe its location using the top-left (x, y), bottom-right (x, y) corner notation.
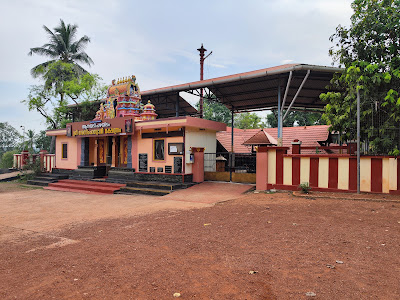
top-left (140, 100), bottom-right (157, 121)
top-left (93, 75), bottom-right (157, 121)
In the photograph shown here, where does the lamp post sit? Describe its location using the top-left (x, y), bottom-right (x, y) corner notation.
top-left (197, 44), bottom-right (212, 118)
top-left (20, 126), bottom-right (26, 150)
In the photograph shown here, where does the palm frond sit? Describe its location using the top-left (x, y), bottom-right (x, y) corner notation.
top-left (29, 19), bottom-right (94, 75)
top-left (42, 25), bottom-right (59, 46)
top-left (70, 52), bottom-right (94, 66)
top-left (30, 60), bottom-right (57, 78)
top-left (71, 35), bottom-right (91, 53)
top-left (28, 47), bottom-right (58, 58)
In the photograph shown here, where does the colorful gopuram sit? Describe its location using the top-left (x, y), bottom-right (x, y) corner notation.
top-left (94, 75), bottom-right (157, 122)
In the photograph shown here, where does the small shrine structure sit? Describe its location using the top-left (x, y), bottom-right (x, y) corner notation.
top-left (46, 75), bottom-right (226, 183)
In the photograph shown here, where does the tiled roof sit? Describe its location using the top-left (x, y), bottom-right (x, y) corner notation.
top-left (264, 125), bottom-right (330, 148)
top-left (216, 127), bottom-right (260, 153)
top-left (217, 125), bottom-right (331, 153)
top-left (243, 130), bottom-right (273, 145)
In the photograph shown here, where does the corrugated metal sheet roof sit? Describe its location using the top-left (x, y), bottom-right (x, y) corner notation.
top-left (141, 64), bottom-right (342, 112)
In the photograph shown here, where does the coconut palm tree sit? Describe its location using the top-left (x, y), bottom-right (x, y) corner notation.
top-left (28, 19), bottom-right (94, 78)
top-left (25, 129), bottom-right (36, 153)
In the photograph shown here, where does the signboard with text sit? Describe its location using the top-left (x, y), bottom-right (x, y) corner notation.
top-left (68, 117), bottom-right (134, 138)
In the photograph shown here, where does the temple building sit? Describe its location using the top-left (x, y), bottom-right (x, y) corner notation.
top-left (47, 76), bottom-right (226, 182)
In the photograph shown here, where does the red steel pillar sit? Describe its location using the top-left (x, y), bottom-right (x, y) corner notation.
top-left (192, 147), bottom-right (205, 182)
top-left (256, 146), bottom-right (269, 190)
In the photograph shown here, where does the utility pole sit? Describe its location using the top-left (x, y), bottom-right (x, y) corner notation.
top-left (197, 44), bottom-right (212, 118)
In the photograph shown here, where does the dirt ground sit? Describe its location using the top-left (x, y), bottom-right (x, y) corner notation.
top-left (1, 182), bottom-right (400, 299)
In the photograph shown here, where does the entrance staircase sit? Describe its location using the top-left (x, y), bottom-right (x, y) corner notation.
top-left (27, 168), bottom-right (195, 196)
top-left (44, 179), bottom-right (125, 195)
top-left (27, 173), bottom-right (70, 186)
top-left (115, 181), bottom-right (195, 196)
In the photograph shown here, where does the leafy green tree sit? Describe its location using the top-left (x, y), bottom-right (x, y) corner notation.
top-left (0, 122), bottom-right (21, 157)
top-left (28, 19), bottom-right (93, 79)
top-left (197, 96), bottom-right (232, 126)
top-left (25, 130), bottom-right (35, 153)
top-left (322, 0), bottom-right (400, 154)
top-left (24, 62), bottom-right (105, 152)
top-left (235, 112), bottom-right (264, 129)
top-left (0, 150), bottom-right (19, 169)
top-left (266, 110), bottom-right (325, 127)
top-left (27, 20), bottom-right (101, 153)
top-left (24, 62), bottom-right (103, 129)
top-left (64, 79), bottom-right (108, 123)
top-left (197, 97), bottom-right (266, 128)
top-left (35, 130), bottom-right (52, 152)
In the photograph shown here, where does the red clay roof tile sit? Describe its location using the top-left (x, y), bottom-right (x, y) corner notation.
top-left (217, 125), bottom-right (331, 154)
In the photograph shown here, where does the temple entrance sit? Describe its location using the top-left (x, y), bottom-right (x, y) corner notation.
top-left (96, 138), bottom-right (107, 166)
top-left (94, 136), bottom-right (129, 174)
top-left (116, 136), bottom-right (128, 168)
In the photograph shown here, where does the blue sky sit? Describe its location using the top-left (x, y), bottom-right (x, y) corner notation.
top-left (0, 0), bottom-right (353, 134)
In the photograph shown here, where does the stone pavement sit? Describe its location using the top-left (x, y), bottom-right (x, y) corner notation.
top-left (163, 181), bottom-right (254, 203)
top-left (0, 171), bottom-right (29, 182)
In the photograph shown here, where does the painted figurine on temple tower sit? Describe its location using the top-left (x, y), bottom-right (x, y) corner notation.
top-left (93, 75), bottom-right (157, 121)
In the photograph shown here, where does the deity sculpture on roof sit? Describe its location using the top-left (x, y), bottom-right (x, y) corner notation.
top-left (93, 75), bottom-right (157, 122)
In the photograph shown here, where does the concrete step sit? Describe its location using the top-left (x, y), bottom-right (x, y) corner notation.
top-left (44, 179), bottom-right (125, 194)
top-left (126, 181), bottom-right (183, 191)
top-left (33, 176), bottom-right (59, 182)
top-left (61, 179), bottom-right (125, 189)
top-left (46, 173), bottom-right (70, 180)
top-left (26, 179), bottom-right (55, 186)
top-left (44, 186), bottom-right (106, 195)
top-left (116, 186), bottom-right (172, 196)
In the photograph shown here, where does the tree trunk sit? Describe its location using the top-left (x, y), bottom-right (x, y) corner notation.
top-left (50, 136), bottom-right (56, 154)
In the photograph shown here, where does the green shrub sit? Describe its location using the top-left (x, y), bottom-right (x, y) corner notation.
top-left (0, 150), bottom-right (19, 169)
top-left (298, 182), bottom-right (311, 194)
top-left (19, 159), bottom-right (42, 182)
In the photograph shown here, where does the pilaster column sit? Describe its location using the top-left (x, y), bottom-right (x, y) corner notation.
top-left (256, 146), bottom-right (269, 190)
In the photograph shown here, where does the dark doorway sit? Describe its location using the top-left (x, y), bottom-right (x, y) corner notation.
top-left (107, 136), bottom-right (113, 165)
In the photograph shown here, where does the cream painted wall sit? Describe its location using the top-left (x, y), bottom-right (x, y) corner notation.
top-left (360, 157), bottom-right (371, 192)
top-left (382, 158), bottom-right (390, 193)
top-left (338, 158), bottom-right (349, 190)
top-left (185, 128), bottom-right (217, 174)
top-left (300, 157), bottom-right (310, 184)
top-left (283, 157), bottom-right (292, 185)
top-left (318, 158), bottom-right (329, 188)
top-left (389, 158), bottom-right (397, 191)
top-left (55, 136), bottom-right (79, 169)
top-left (267, 149), bottom-right (276, 184)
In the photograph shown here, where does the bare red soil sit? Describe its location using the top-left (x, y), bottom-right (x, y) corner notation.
top-left (1, 184), bottom-right (399, 299)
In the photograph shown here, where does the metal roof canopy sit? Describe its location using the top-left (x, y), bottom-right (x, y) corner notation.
top-left (141, 63), bottom-right (343, 113)
top-left (68, 95), bottom-right (198, 119)
top-left (143, 94), bottom-right (198, 118)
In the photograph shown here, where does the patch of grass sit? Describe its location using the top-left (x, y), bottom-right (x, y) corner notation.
top-left (0, 181), bottom-right (42, 193)
top-left (298, 182), bottom-right (311, 194)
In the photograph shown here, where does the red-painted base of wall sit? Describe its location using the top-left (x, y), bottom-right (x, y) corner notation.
top-left (266, 184), bottom-right (357, 194)
top-left (265, 184), bottom-right (397, 195)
